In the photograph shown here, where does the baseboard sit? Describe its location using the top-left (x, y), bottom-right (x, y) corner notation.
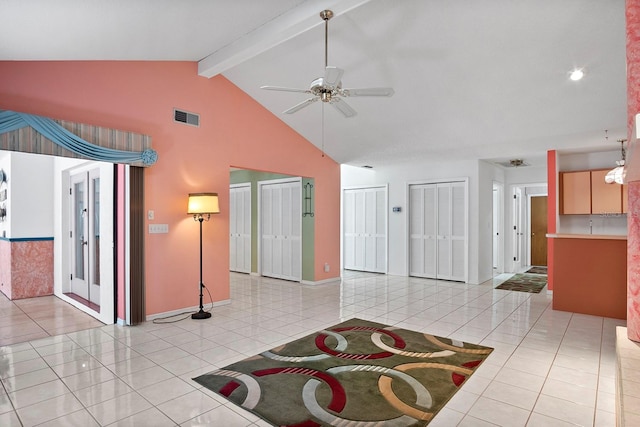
top-left (145, 298), bottom-right (231, 322)
top-left (301, 276), bottom-right (342, 286)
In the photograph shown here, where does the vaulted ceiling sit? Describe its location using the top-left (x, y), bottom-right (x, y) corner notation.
top-left (0, 0), bottom-right (628, 168)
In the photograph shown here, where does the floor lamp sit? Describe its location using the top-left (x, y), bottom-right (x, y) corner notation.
top-left (187, 192), bottom-right (220, 320)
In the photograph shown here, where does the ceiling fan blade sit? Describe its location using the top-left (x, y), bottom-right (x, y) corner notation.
top-left (330, 98), bottom-right (357, 118)
top-left (324, 66), bottom-right (344, 89)
top-left (261, 85), bottom-right (311, 94)
top-left (283, 97), bottom-right (319, 114)
top-left (342, 87), bottom-right (395, 97)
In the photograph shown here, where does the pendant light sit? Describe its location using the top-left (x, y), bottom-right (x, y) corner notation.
top-left (604, 138), bottom-right (627, 184)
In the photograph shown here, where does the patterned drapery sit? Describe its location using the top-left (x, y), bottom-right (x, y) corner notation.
top-left (0, 110), bottom-right (157, 166)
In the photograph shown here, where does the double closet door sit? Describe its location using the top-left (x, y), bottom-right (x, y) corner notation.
top-left (409, 181), bottom-right (467, 282)
top-left (343, 186), bottom-right (387, 273)
top-left (260, 179), bottom-right (302, 281)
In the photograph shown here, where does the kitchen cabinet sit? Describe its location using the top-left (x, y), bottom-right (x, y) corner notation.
top-left (591, 169), bottom-right (623, 214)
top-left (560, 169), bottom-right (625, 215)
top-left (560, 171), bottom-right (591, 214)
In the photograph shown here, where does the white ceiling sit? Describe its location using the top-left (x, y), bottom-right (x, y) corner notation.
top-left (0, 0), bottom-right (628, 168)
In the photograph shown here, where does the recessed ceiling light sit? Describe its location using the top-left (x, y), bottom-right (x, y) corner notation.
top-left (569, 69), bottom-right (584, 81)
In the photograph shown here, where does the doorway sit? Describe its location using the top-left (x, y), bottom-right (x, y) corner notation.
top-left (62, 162), bottom-right (115, 324)
top-left (530, 195), bottom-right (548, 266)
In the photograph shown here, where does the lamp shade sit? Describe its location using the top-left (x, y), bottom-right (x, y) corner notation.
top-left (187, 193), bottom-right (220, 214)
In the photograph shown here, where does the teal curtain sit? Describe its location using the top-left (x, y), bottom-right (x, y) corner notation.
top-left (0, 110), bottom-right (157, 166)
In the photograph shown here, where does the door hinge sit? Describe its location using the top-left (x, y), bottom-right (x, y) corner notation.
top-left (513, 194), bottom-right (517, 199)
top-left (513, 257), bottom-right (516, 261)
top-left (70, 231), bottom-right (72, 238)
top-left (70, 274), bottom-right (73, 280)
top-left (513, 226), bottom-right (516, 230)
top-left (69, 188), bottom-right (72, 195)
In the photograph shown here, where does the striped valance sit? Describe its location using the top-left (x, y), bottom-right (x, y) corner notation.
top-left (0, 110), bottom-right (157, 167)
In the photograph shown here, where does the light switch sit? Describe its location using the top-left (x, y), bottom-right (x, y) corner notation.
top-left (148, 210), bottom-right (155, 220)
top-left (149, 224), bottom-right (169, 234)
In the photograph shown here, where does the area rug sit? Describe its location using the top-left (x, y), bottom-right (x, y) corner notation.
top-left (193, 318), bottom-right (493, 426)
top-left (495, 273), bottom-right (547, 293)
top-left (525, 266), bottom-right (547, 275)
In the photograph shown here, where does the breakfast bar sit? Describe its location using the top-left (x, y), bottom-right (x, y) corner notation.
top-left (547, 233), bottom-right (627, 319)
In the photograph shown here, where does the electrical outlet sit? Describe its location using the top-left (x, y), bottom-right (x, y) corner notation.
top-left (324, 263), bottom-right (330, 272)
top-left (149, 224), bottom-right (169, 234)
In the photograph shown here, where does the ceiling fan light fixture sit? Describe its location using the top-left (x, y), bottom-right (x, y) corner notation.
top-left (260, 9), bottom-right (394, 118)
top-left (604, 138), bottom-right (627, 184)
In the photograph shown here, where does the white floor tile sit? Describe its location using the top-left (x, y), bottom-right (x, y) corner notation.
top-left (156, 390), bottom-right (221, 425)
top-left (0, 271), bottom-right (626, 426)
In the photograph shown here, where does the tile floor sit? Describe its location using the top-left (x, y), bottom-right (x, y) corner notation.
top-left (0, 271), bottom-right (625, 426)
top-left (0, 293), bottom-right (105, 347)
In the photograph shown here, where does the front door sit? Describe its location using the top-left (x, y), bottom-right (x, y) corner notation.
top-left (530, 196), bottom-right (548, 266)
top-left (70, 170), bottom-right (99, 306)
top-left (67, 164), bottom-right (114, 323)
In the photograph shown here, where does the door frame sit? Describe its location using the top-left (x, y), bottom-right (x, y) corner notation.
top-left (509, 183), bottom-right (547, 271)
top-left (527, 193), bottom-right (548, 266)
top-left (257, 177), bottom-right (302, 281)
top-left (59, 161), bottom-right (115, 324)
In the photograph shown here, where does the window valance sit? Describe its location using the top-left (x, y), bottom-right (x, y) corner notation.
top-left (0, 110), bottom-right (157, 166)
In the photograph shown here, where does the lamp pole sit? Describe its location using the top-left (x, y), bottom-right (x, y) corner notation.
top-left (192, 214), bottom-right (211, 319)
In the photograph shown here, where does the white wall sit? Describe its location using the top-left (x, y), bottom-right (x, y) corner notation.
top-left (1, 151), bottom-right (54, 238)
top-left (0, 151), bottom-right (10, 238)
top-left (343, 159), bottom-right (486, 283)
top-left (342, 158), bottom-right (550, 284)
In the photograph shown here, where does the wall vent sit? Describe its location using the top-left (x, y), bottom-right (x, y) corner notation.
top-left (173, 108), bottom-right (200, 127)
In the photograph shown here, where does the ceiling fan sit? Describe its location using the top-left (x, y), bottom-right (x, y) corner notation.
top-left (260, 9), bottom-right (394, 118)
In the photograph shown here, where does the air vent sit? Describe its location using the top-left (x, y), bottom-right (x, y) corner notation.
top-left (173, 109), bottom-right (200, 127)
top-left (362, 165), bottom-right (373, 169)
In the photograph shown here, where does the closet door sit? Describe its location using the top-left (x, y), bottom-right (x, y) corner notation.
top-left (343, 187), bottom-right (387, 273)
top-left (260, 179), bottom-right (301, 281)
top-left (409, 184), bottom-right (437, 278)
top-left (449, 182), bottom-right (466, 281)
top-left (230, 183), bottom-right (251, 273)
top-left (409, 181), bottom-right (467, 282)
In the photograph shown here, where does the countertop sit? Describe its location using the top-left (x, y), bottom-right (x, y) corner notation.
top-left (546, 233), bottom-right (627, 240)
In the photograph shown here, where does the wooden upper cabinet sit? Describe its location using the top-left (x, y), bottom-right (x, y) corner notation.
top-left (591, 169), bottom-right (622, 214)
top-left (560, 171), bottom-right (591, 214)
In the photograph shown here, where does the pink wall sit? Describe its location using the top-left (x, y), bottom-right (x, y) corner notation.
top-left (627, 0), bottom-right (640, 341)
top-left (0, 61), bottom-right (340, 317)
top-left (0, 239), bottom-right (53, 300)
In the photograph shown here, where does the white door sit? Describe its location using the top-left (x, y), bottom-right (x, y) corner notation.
top-left (409, 181), bottom-right (467, 282)
top-left (512, 187), bottom-right (523, 271)
top-left (343, 187), bottom-right (387, 273)
top-left (67, 164), bottom-right (114, 323)
top-left (260, 179), bottom-right (302, 281)
top-left (70, 171), bottom-right (90, 301)
top-left (492, 183), bottom-right (504, 274)
top-left (230, 183), bottom-right (251, 273)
